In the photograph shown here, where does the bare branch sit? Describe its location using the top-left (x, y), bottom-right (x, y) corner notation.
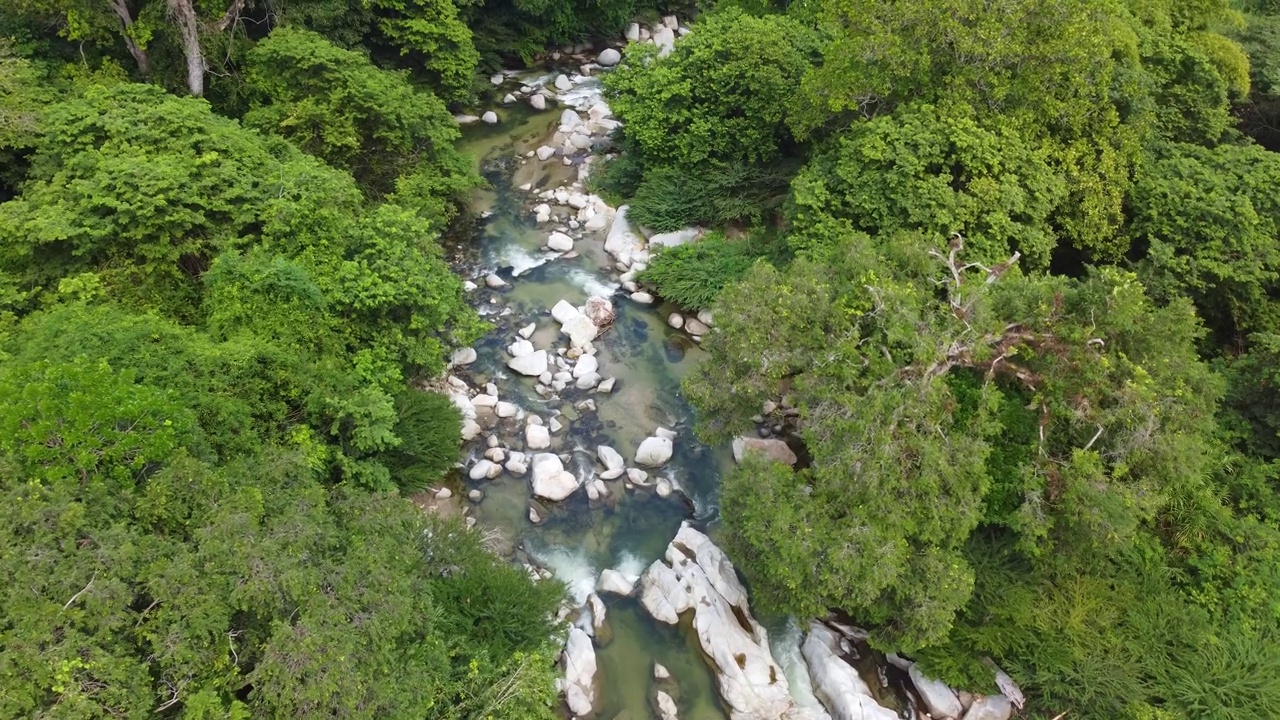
top-left (62, 572), bottom-right (97, 611)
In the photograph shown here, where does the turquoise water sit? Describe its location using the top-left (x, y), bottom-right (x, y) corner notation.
top-left (453, 88), bottom-right (731, 719)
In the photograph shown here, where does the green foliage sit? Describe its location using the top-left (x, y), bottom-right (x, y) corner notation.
top-left (243, 27), bottom-right (478, 214)
top-left (627, 159), bottom-right (799, 231)
top-left (0, 42), bottom-right (53, 193)
top-left (606, 8), bottom-right (815, 168)
top-left (377, 389), bottom-right (464, 492)
top-left (638, 231), bottom-right (784, 309)
top-left (1127, 141), bottom-right (1280, 344)
top-left (787, 103), bottom-right (1068, 269)
top-left (1139, 32), bottom-right (1235, 145)
top-left (365, 0), bottom-right (481, 103)
top-left (788, 0), bottom-right (1136, 139)
top-left (688, 232), bottom-right (1223, 660)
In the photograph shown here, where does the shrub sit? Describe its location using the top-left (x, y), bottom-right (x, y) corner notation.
top-left (629, 160), bottom-right (798, 232)
top-left (378, 389), bottom-right (462, 493)
top-left (639, 231), bottom-right (785, 309)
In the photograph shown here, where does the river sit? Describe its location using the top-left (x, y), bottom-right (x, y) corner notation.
top-left (445, 69), bottom-right (904, 720)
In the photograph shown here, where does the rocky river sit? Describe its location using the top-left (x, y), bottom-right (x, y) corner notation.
top-left (428, 18), bottom-right (1022, 720)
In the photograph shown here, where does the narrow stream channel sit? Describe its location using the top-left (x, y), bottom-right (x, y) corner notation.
top-left (446, 70), bottom-right (905, 720)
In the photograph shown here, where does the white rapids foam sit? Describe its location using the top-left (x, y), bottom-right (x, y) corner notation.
top-left (530, 545), bottom-right (598, 605)
top-left (566, 268), bottom-right (620, 299)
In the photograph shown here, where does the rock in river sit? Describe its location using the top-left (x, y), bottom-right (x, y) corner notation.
top-left (597, 568), bottom-right (636, 596)
top-left (635, 435), bottom-right (673, 467)
top-left (526, 423), bottom-right (551, 450)
top-left (531, 452), bottom-right (579, 501)
top-left (802, 622), bottom-right (898, 720)
top-left (639, 523), bottom-right (802, 720)
top-left (507, 349), bottom-right (548, 376)
top-left (597, 47), bottom-right (621, 66)
top-left (561, 626), bottom-right (597, 716)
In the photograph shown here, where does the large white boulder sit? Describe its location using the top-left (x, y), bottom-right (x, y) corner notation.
top-left (639, 524), bottom-right (800, 720)
top-left (653, 27), bottom-right (676, 57)
top-left (507, 349), bottom-right (549, 376)
top-left (625, 22), bottom-right (641, 42)
top-left (530, 93), bottom-right (547, 110)
top-left (552, 299), bottom-right (580, 325)
top-left (732, 437), bottom-right (798, 466)
top-left (481, 110), bottom-right (499, 124)
top-left (963, 696), bottom-right (1013, 720)
top-left (526, 423), bottom-right (551, 450)
top-left (597, 568), bottom-right (636, 596)
top-left (639, 559), bottom-right (691, 624)
top-left (531, 452), bottom-right (579, 501)
top-left (604, 205), bottom-right (642, 263)
top-left (597, 47), bottom-right (622, 66)
top-left (508, 338), bottom-right (535, 357)
top-left (909, 665), bottom-right (964, 720)
top-left (560, 109), bottom-right (583, 130)
top-left (649, 227), bottom-right (700, 248)
top-left (562, 627), bottom-right (597, 716)
top-left (635, 436), bottom-right (674, 467)
top-left (554, 74), bottom-right (574, 92)
top-left (536, 145), bottom-right (556, 161)
top-left (469, 460), bottom-right (498, 481)
top-left (684, 317), bottom-right (711, 335)
top-left (547, 231), bottom-right (574, 251)
top-left (562, 313), bottom-right (599, 347)
top-left (597, 445), bottom-right (625, 472)
top-left (451, 347), bottom-right (477, 366)
top-left (801, 623), bottom-right (898, 720)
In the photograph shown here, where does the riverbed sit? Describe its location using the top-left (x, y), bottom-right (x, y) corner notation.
top-left (445, 69), bottom-right (907, 720)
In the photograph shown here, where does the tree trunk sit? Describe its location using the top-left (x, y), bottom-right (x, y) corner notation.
top-left (166, 0), bottom-right (205, 96)
top-left (107, 0), bottom-right (150, 76)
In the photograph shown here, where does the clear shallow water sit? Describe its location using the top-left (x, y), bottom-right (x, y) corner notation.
top-left (451, 77), bottom-right (910, 720)
top-left (453, 90), bottom-right (731, 719)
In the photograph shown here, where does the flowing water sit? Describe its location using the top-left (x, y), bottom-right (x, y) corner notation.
top-left (449, 71), bottom-right (910, 720)
top-left (453, 77), bottom-right (730, 719)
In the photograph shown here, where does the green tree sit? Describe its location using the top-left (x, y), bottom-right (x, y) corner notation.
top-left (687, 231), bottom-right (1222, 655)
top-left (1127, 141), bottom-right (1280, 344)
top-left (243, 27), bottom-right (477, 212)
top-left (365, 0), bottom-right (480, 103)
top-left (786, 102), bottom-right (1069, 269)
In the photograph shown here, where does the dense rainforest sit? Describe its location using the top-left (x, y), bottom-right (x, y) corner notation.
top-left (2, 0), bottom-right (1280, 718)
